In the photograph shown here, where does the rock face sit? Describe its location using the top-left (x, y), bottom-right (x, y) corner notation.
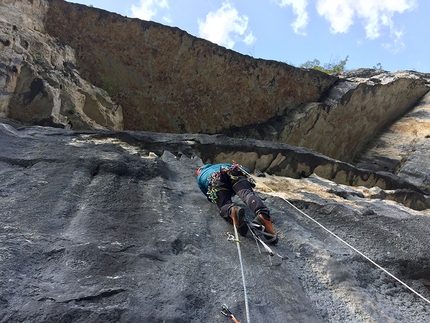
top-left (43, 0), bottom-right (336, 135)
top-left (1, 120), bottom-right (430, 322)
top-left (356, 91), bottom-right (430, 187)
top-left (2, 1), bottom-right (430, 322)
top-left (0, 0), bottom-right (123, 130)
top-left (237, 69), bottom-right (430, 162)
top-left (1, 0), bottom-right (429, 163)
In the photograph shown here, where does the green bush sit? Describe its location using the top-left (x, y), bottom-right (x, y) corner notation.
top-left (300, 56), bottom-right (349, 74)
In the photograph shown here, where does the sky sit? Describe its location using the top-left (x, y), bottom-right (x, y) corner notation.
top-left (69, 0), bottom-right (429, 72)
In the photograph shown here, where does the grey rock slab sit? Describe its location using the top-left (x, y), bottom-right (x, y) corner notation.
top-left (1, 122), bottom-right (430, 322)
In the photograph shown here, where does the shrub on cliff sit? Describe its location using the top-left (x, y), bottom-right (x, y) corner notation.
top-left (301, 56), bottom-right (349, 74)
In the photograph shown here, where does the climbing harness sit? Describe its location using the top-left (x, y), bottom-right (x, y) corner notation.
top-left (206, 164), bottom-right (255, 203)
top-left (231, 163), bottom-right (256, 187)
top-left (258, 180), bottom-right (430, 306)
top-left (221, 304), bottom-right (241, 323)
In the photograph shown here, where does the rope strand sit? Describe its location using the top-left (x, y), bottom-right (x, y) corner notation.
top-left (232, 219), bottom-right (251, 323)
top-left (259, 181), bottom-right (430, 306)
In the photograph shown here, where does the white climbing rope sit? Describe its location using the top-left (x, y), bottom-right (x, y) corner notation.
top-left (260, 181), bottom-right (430, 306)
top-left (231, 223), bottom-right (251, 323)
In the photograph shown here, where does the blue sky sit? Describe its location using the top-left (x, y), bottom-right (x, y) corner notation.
top-left (69, 0), bottom-right (429, 72)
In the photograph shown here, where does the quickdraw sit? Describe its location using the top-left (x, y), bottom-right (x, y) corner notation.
top-left (225, 225), bottom-right (285, 267)
top-left (223, 220), bottom-right (286, 323)
top-left (221, 304), bottom-right (241, 323)
top-left (249, 219), bottom-right (278, 244)
top-left (225, 232), bottom-right (240, 243)
top-left (247, 222), bottom-right (286, 267)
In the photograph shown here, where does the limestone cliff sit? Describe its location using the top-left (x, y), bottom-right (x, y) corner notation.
top-left (356, 91), bottom-right (430, 183)
top-left (1, 120), bottom-right (430, 322)
top-left (0, 0), bottom-right (123, 130)
top-left (43, 0), bottom-right (336, 134)
top-left (42, 0), bottom-right (430, 162)
top-left (2, 0), bottom-right (429, 162)
top-left (2, 1), bottom-right (430, 322)
top-left (236, 69), bottom-right (430, 161)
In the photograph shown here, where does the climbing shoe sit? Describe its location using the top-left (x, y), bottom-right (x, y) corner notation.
top-left (229, 206), bottom-right (248, 236)
top-left (252, 213), bottom-right (278, 244)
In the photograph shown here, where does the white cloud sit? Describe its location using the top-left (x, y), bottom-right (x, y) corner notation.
top-left (316, 0), bottom-right (417, 39)
top-left (277, 0), bottom-right (310, 35)
top-left (315, 0), bottom-right (355, 34)
top-left (198, 1), bottom-right (256, 49)
top-left (382, 29), bottom-right (406, 53)
top-left (162, 14), bottom-right (173, 25)
top-left (130, 0), bottom-right (169, 21)
top-left (243, 31), bottom-right (256, 45)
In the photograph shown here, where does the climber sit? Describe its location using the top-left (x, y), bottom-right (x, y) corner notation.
top-left (196, 163), bottom-right (278, 244)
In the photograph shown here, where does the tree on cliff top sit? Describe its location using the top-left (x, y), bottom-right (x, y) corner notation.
top-left (301, 56), bottom-right (349, 74)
